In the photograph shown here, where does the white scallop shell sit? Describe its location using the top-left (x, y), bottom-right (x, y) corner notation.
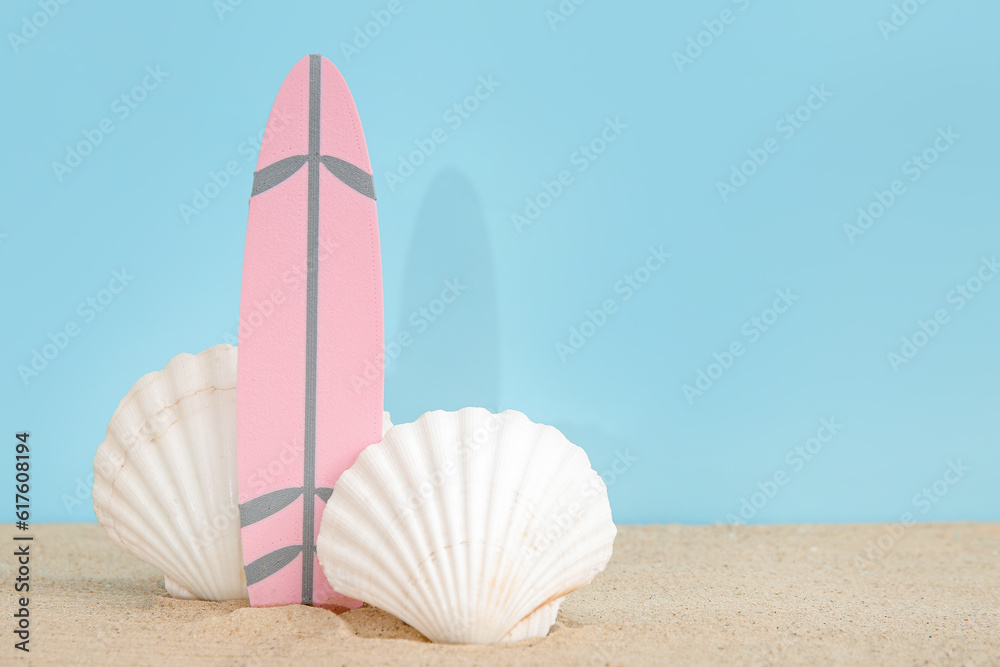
top-left (93, 344), bottom-right (393, 601)
top-left (317, 407), bottom-right (616, 644)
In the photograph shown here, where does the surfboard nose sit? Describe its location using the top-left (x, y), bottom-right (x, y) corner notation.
top-left (254, 55), bottom-right (373, 195)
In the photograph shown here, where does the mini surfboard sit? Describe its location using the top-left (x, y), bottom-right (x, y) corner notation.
top-left (236, 54), bottom-right (383, 608)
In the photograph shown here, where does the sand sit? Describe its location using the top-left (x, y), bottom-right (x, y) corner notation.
top-left (1, 523), bottom-right (997, 666)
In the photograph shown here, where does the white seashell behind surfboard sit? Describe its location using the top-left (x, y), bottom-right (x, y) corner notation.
top-left (92, 344), bottom-right (391, 601)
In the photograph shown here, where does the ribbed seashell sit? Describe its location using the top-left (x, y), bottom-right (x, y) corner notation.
top-left (317, 407), bottom-right (616, 643)
top-left (93, 344), bottom-right (392, 601)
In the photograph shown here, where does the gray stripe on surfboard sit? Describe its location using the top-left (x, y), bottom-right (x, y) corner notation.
top-left (239, 487), bottom-right (303, 527)
top-left (321, 156), bottom-right (376, 199)
top-left (252, 155), bottom-right (307, 195)
top-left (252, 153), bottom-right (374, 198)
top-left (301, 52), bottom-right (322, 606)
top-left (240, 487), bottom-right (334, 527)
top-left (245, 545), bottom-right (303, 586)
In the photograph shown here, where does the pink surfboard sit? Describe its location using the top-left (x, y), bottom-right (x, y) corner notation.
top-left (236, 54), bottom-right (382, 608)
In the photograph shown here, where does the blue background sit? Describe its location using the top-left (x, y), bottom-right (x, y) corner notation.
top-left (2, 0), bottom-right (997, 524)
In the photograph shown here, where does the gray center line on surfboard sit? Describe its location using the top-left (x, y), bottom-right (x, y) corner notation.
top-left (302, 52), bottom-right (322, 606)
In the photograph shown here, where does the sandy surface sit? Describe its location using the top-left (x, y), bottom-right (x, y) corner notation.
top-left (1, 523), bottom-right (998, 666)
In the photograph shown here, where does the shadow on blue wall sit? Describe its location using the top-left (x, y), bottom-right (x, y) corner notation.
top-left (386, 169), bottom-right (500, 422)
